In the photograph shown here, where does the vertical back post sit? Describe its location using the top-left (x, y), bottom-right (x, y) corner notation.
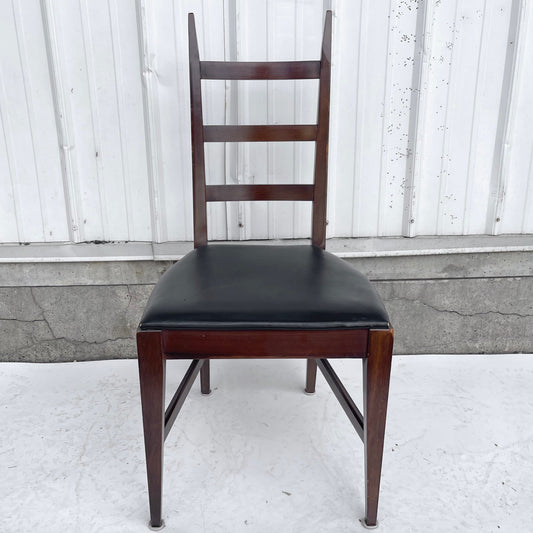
top-left (311, 10), bottom-right (332, 249)
top-left (189, 14), bottom-right (208, 247)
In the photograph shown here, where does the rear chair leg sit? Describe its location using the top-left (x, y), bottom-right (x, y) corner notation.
top-left (363, 329), bottom-right (393, 528)
top-left (200, 358), bottom-right (211, 394)
top-left (305, 358), bottom-right (317, 394)
top-left (137, 331), bottom-right (166, 530)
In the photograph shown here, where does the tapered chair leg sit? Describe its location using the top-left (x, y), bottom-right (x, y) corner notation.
top-left (363, 329), bottom-right (393, 528)
top-left (305, 358), bottom-right (317, 394)
top-left (137, 331), bottom-right (166, 530)
top-left (200, 358), bottom-right (211, 394)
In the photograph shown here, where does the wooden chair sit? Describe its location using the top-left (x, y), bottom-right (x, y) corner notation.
top-left (137, 11), bottom-right (393, 530)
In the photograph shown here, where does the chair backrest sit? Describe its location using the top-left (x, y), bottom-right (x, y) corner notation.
top-left (188, 11), bottom-right (332, 249)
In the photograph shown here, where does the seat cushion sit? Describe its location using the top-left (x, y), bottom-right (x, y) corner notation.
top-left (139, 244), bottom-right (390, 330)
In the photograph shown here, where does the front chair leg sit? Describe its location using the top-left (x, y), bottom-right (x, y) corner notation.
top-left (305, 358), bottom-right (317, 394)
top-left (137, 330), bottom-right (166, 530)
top-left (363, 329), bottom-right (393, 528)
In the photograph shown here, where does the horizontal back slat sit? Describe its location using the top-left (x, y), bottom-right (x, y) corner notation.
top-left (204, 125), bottom-right (317, 143)
top-left (200, 60), bottom-right (321, 80)
top-left (206, 184), bottom-right (314, 202)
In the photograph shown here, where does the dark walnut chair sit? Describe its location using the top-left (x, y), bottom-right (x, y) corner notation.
top-left (137, 11), bottom-right (393, 530)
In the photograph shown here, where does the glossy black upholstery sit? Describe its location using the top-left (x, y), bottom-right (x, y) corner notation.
top-left (140, 244), bottom-right (390, 331)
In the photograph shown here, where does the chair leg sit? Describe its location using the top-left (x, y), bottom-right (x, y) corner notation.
top-left (363, 329), bottom-right (393, 528)
top-left (305, 358), bottom-right (317, 394)
top-left (137, 331), bottom-right (166, 530)
top-left (200, 358), bottom-right (211, 394)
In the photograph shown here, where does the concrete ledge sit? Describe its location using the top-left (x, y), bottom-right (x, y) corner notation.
top-left (2, 234), bottom-right (533, 262)
top-left (1, 251), bottom-right (533, 287)
top-left (1, 239), bottom-right (532, 361)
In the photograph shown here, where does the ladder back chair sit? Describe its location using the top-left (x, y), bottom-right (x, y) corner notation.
top-left (137, 11), bottom-right (393, 530)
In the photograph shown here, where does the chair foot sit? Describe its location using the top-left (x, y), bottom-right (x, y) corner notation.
top-left (303, 389), bottom-right (315, 395)
top-left (148, 519), bottom-right (165, 530)
top-left (360, 518), bottom-right (379, 529)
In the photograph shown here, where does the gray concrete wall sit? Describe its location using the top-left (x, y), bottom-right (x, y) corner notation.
top-left (1, 251), bottom-right (532, 362)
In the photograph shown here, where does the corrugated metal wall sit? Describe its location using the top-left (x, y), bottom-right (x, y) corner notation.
top-left (1, 0), bottom-right (532, 244)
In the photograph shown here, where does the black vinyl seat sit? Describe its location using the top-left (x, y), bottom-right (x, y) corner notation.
top-left (140, 244), bottom-right (390, 331)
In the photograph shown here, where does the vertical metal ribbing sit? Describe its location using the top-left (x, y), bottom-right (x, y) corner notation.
top-left (40, 0), bottom-right (81, 242)
top-left (135, 0), bottom-right (165, 243)
top-left (402, 0), bottom-right (434, 237)
top-left (486, 0), bottom-right (525, 235)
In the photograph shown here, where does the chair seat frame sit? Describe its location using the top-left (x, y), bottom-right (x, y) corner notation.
top-left (137, 11), bottom-right (394, 530)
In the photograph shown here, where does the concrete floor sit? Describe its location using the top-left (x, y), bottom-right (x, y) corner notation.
top-left (1, 355), bottom-right (532, 533)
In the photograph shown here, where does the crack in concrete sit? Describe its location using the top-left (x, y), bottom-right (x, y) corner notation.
top-left (29, 287), bottom-right (56, 337)
top-left (386, 295), bottom-right (533, 319)
top-left (29, 286), bottom-right (45, 319)
top-left (28, 287), bottom-right (134, 347)
top-left (11, 336), bottom-right (134, 356)
top-left (0, 287), bottom-right (137, 358)
top-left (0, 317), bottom-right (50, 324)
top-left (54, 336), bottom-right (134, 346)
top-left (125, 284), bottom-right (136, 323)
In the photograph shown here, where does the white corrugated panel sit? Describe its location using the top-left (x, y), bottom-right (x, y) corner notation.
top-left (1, 0), bottom-right (532, 246)
top-left (498, 0), bottom-right (533, 234)
top-left (40, 0), bottom-right (152, 242)
top-left (412, 0), bottom-right (515, 236)
top-left (232, 0), bottom-right (325, 240)
top-left (138, 0), bottom-right (227, 242)
top-left (0, 0), bottom-right (68, 243)
top-left (329, 0), bottom-right (419, 238)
